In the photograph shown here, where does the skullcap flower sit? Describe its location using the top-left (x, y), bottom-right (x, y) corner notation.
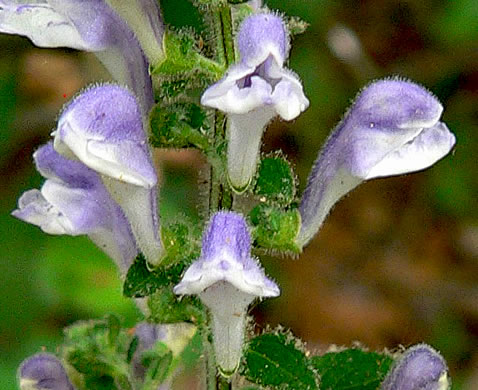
top-left (201, 13), bottom-right (309, 191)
top-left (12, 142), bottom-right (137, 273)
top-left (174, 211), bottom-right (279, 374)
top-left (52, 84), bottom-right (164, 265)
top-left (297, 79), bottom-right (456, 247)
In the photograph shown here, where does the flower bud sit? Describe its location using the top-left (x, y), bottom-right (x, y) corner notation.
top-left (18, 353), bottom-right (74, 390)
top-left (381, 344), bottom-right (450, 390)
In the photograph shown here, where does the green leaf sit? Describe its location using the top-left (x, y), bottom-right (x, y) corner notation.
top-left (254, 156), bottom-right (296, 206)
top-left (84, 376), bottom-right (116, 390)
top-left (310, 349), bottom-right (394, 390)
top-left (106, 314), bottom-right (121, 346)
top-left (241, 332), bottom-right (319, 390)
top-left (142, 349), bottom-right (174, 386)
top-left (152, 30), bottom-right (223, 78)
top-left (123, 254), bottom-right (187, 298)
top-left (249, 204), bottom-right (301, 254)
top-left (148, 286), bottom-right (204, 324)
top-left (126, 336), bottom-right (139, 364)
top-left (150, 103), bottom-right (210, 150)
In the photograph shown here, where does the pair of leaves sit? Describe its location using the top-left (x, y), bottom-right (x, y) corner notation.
top-left (242, 332), bottom-right (393, 390)
top-left (248, 156), bottom-right (302, 254)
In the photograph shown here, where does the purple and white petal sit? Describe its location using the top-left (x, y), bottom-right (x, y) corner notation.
top-left (174, 212), bottom-right (279, 374)
top-left (201, 13), bottom-right (308, 191)
top-left (174, 212), bottom-right (279, 297)
top-left (18, 353), bottom-right (75, 390)
top-left (0, 0), bottom-right (153, 111)
top-left (297, 79), bottom-right (456, 247)
top-left (237, 13), bottom-right (289, 68)
top-left (52, 84), bottom-right (163, 265)
top-left (381, 344), bottom-right (450, 390)
top-left (12, 143), bottom-right (138, 273)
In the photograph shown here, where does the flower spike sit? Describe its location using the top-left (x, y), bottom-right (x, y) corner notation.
top-left (12, 143), bottom-right (137, 274)
top-left (175, 211), bottom-right (279, 374)
top-left (0, 0), bottom-right (154, 110)
top-left (381, 344), bottom-right (450, 390)
top-left (201, 13), bottom-right (309, 192)
top-left (52, 84), bottom-right (164, 265)
top-left (297, 79), bottom-right (456, 247)
top-left (18, 353), bottom-right (75, 390)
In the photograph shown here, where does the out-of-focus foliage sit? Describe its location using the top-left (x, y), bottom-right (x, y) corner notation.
top-left (0, 0), bottom-right (476, 389)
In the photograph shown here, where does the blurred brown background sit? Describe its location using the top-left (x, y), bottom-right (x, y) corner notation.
top-left (0, 0), bottom-right (476, 389)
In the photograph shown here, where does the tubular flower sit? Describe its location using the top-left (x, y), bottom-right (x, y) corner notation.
top-left (0, 0), bottom-right (156, 110)
top-left (201, 13), bottom-right (309, 192)
top-left (52, 84), bottom-right (164, 266)
top-left (12, 142), bottom-right (137, 274)
top-left (18, 353), bottom-right (75, 390)
top-left (174, 211), bottom-right (279, 374)
top-left (297, 79), bottom-right (456, 247)
top-left (381, 344), bottom-right (450, 390)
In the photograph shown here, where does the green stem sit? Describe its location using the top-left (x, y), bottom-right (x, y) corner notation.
top-left (219, 5), bottom-right (236, 66)
top-left (202, 324), bottom-right (217, 390)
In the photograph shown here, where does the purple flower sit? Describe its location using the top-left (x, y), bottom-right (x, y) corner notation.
top-left (381, 344), bottom-right (450, 390)
top-left (174, 211), bottom-right (279, 374)
top-left (201, 13), bottom-right (309, 191)
top-left (12, 142), bottom-right (138, 274)
top-left (297, 79), bottom-right (456, 247)
top-left (52, 84), bottom-right (164, 265)
top-left (0, 0), bottom-right (156, 110)
top-left (18, 353), bottom-right (75, 390)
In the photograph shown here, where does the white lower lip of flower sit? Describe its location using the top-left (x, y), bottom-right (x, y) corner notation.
top-left (227, 109), bottom-right (275, 193)
top-left (199, 281), bottom-right (256, 375)
top-left (365, 122), bottom-right (456, 179)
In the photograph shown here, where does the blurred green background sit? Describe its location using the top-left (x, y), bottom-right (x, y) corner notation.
top-left (0, 0), bottom-right (477, 388)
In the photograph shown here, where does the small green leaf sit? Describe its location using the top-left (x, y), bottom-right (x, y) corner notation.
top-left (152, 30), bottom-right (223, 78)
top-left (287, 16), bottom-right (309, 36)
top-left (126, 336), bottom-right (139, 364)
top-left (106, 314), bottom-right (121, 346)
top-left (123, 254), bottom-right (188, 298)
top-left (84, 376), bottom-right (116, 390)
top-left (311, 348), bottom-right (394, 390)
top-left (241, 332), bottom-right (319, 390)
top-left (148, 286), bottom-right (204, 324)
top-left (150, 103), bottom-right (210, 150)
top-left (249, 204), bottom-right (301, 254)
top-left (254, 156), bottom-right (296, 206)
top-left (143, 350), bottom-right (173, 386)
